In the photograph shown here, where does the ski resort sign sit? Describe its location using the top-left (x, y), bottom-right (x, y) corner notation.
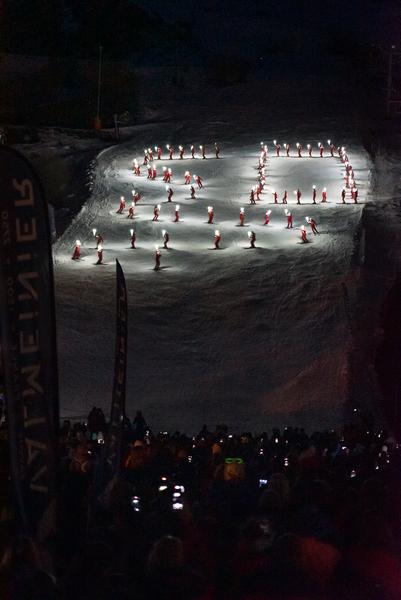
top-left (0, 147), bottom-right (59, 537)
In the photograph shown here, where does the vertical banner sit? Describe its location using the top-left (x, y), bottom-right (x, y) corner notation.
top-left (106, 259), bottom-right (127, 476)
top-left (0, 146), bottom-right (59, 537)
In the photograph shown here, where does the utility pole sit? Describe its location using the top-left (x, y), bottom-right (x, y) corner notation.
top-left (95, 45), bottom-right (103, 129)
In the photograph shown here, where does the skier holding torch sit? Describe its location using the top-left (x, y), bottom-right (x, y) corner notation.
top-left (200, 145), bottom-right (206, 159)
top-left (296, 142), bottom-right (302, 158)
top-left (165, 168), bottom-right (172, 183)
top-left (215, 142), bottom-right (221, 159)
top-left (328, 140), bottom-right (335, 157)
top-left (294, 189), bottom-right (302, 204)
top-left (117, 196), bottom-right (126, 214)
top-left (307, 143), bottom-right (312, 157)
top-left (264, 209), bottom-right (272, 225)
top-left (341, 188), bottom-right (346, 203)
top-left (214, 230), bottom-right (221, 249)
top-left (127, 202), bottom-right (135, 219)
top-left (191, 145), bottom-right (195, 159)
top-left (322, 187), bottom-right (327, 202)
top-left (72, 240), bottom-right (81, 260)
top-left (130, 229), bottom-right (136, 248)
top-left (285, 209), bottom-right (293, 228)
top-left (208, 206), bottom-right (214, 224)
top-left (167, 144), bottom-right (174, 160)
top-left (132, 190), bottom-right (141, 205)
top-left (179, 145), bottom-right (184, 159)
top-left (249, 189), bottom-right (256, 204)
top-left (318, 143), bottom-right (324, 158)
top-left (173, 205), bottom-right (180, 222)
top-left (284, 143), bottom-right (290, 157)
top-left (306, 216), bottom-right (319, 234)
top-left (156, 146), bottom-right (162, 160)
top-left (190, 185), bottom-right (196, 199)
top-left (274, 140), bottom-right (281, 157)
top-left (239, 208), bottom-right (245, 226)
top-left (272, 190), bottom-right (278, 204)
top-left (248, 231), bottom-right (256, 248)
top-left (282, 190), bottom-right (288, 204)
top-left (95, 231), bottom-right (103, 248)
top-left (184, 170), bottom-right (191, 184)
top-left (312, 185), bottom-right (317, 204)
top-left (166, 186), bottom-right (174, 202)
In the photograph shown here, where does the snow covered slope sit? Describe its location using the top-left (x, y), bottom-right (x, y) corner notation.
top-left (54, 122), bottom-right (371, 433)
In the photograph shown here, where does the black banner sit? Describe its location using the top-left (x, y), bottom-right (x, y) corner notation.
top-left (106, 259), bottom-right (127, 476)
top-left (0, 146), bottom-right (59, 537)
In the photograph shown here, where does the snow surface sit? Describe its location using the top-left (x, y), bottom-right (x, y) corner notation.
top-left (54, 122), bottom-right (371, 433)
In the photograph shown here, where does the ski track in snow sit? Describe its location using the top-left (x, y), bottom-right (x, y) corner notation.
top-left (54, 124), bottom-right (371, 433)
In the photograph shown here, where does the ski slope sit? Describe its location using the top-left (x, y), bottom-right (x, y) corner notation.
top-left (54, 125), bottom-right (371, 433)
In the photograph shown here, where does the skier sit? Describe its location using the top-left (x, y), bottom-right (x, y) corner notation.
top-left (282, 190), bottom-right (288, 204)
top-left (162, 166), bottom-right (168, 182)
top-left (173, 204), bottom-right (180, 222)
top-left (167, 144), bottom-right (174, 160)
top-left (312, 185), bottom-right (317, 204)
top-left (191, 145), bottom-right (195, 159)
top-left (239, 208), bottom-right (245, 226)
top-left (132, 159), bottom-right (140, 175)
top-left (167, 186), bottom-right (174, 202)
top-left (72, 240), bottom-right (81, 260)
top-left (153, 204), bottom-right (161, 221)
top-left (272, 190), bottom-right (278, 204)
top-left (307, 143), bottom-right (312, 157)
top-left (117, 196), bottom-right (126, 214)
top-left (264, 209), bottom-right (272, 225)
top-left (306, 216), bottom-right (319, 234)
top-left (285, 209), bottom-right (293, 228)
top-left (184, 170), bottom-right (191, 184)
top-left (322, 187), bottom-right (327, 202)
top-left (214, 229), bottom-right (221, 249)
top-left (190, 185), bottom-right (196, 199)
top-left (296, 142), bottom-right (302, 158)
top-left (352, 187), bottom-right (358, 203)
top-left (155, 145), bottom-right (162, 160)
top-left (327, 140), bottom-right (335, 157)
top-left (95, 233), bottom-right (104, 248)
top-left (179, 145), bottom-right (184, 159)
top-left (130, 229), bottom-right (136, 248)
top-left (132, 190), bottom-right (141, 205)
top-left (143, 149), bottom-right (149, 165)
top-left (154, 247), bottom-right (161, 271)
top-left (200, 145), bottom-right (206, 159)
top-left (148, 148), bottom-right (154, 162)
top-left (152, 164), bottom-right (157, 179)
top-left (255, 184), bottom-right (262, 200)
top-left (341, 188), bottom-right (346, 203)
top-left (273, 140), bottom-right (281, 157)
top-left (162, 229), bottom-right (169, 249)
top-left (147, 164), bottom-right (153, 179)
top-left (318, 143), bottom-right (324, 158)
top-left (207, 206), bottom-right (214, 224)
top-left (300, 225), bottom-right (308, 243)
top-left (248, 231), bottom-right (256, 248)
top-left (194, 174), bottom-right (203, 188)
top-left (295, 189), bottom-right (302, 204)
top-left (249, 189), bottom-right (256, 204)
top-left (215, 143), bottom-right (221, 158)
top-left (284, 143), bottom-right (290, 157)
top-left (127, 202), bottom-right (135, 219)
top-left (96, 244), bottom-right (104, 264)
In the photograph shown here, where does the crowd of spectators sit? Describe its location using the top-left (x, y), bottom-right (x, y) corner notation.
top-left (1, 408), bottom-right (401, 599)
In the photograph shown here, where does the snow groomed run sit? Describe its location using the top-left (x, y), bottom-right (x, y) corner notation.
top-left (54, 129), bottom-right (371, 433)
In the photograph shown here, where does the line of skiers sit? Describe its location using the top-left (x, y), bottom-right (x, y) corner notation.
top-left (138, 143), bottom-right (221, 165)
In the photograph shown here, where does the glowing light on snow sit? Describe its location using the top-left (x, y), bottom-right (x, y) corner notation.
top-left (215, 230), bottom-right (220, 236)
top-left (130, 229), bottom-right (134, 235)
top-left (121, 196), bottom-right (125, 201)
top-left (131, 190), bottom-right (135, 195)
top-left (296, 143), bottom-right (300, 148)
top-left (273, 139), bottom-right (277, 145)
top-left (155, 245), bottom-right (159, 250)
top-left (162, 229), bottom-right (166, 236)
top-left (312, 185), bottom-right (316, 189)
top-left (327, 139), bottom-right (331, 145)
top-left (301, 225), bottom-right (305, 231)
top-left (175, 205), bottom-right (180, 210)
top-left (76, 240), bottom-right (81, 246)
top-left (208, 206), bottom-right (213, 211)
top-left (92, 228), bottom-right (97, 237)
top-left (248, 231), bottom-right (252, 238)
top-left (305, 217), bottom-right (310, 222)
top-left (323, 187), bottom-right (327, 192)
top-left (240, 207), bottom-right (244, 213)
top-left (98, 244), bottom-right (103, 251)
top-left (157, 204), bottom-right (161, 210)
top-left (267, 210), bottom-right (271, 215)
top-left (165, 185), bottom-right (169, 190)
top-left (166, 144), bottom-right (170, 149)
top-left (154, 146), bottom-right (157, 151)
top-left (284, 209), bottom-right (290, 215)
